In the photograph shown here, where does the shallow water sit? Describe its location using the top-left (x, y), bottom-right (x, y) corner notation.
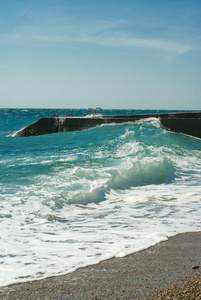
top-left (0, 108), bottom-right (201, 286)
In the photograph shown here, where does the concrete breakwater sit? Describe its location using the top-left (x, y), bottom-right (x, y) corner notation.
top-left (13, 111), bottom-right (201, 139)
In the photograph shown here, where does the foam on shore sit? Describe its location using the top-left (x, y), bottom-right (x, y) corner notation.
top-left (0, 231), bottom-right (200, 299)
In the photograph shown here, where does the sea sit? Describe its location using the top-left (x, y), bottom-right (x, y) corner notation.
top-left (0, 108), bottom-right (201, 287)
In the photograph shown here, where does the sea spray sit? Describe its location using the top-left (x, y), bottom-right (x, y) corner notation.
top-left (0, 108), bottom-right (201, 287)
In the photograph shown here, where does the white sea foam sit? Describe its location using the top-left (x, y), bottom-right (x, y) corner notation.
top-left (8, 128), bottom-right (25, 137)
top-left (0, 117), bottom-right (201, 287)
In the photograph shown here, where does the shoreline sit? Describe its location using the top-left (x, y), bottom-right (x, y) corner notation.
top-left (0, 231), bottom-right (200, 299)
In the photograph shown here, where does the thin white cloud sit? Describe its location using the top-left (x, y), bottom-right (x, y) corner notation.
top-left (0, 22), bottom-right (192, 55)
top-left (75, 33), bottom-right (192, 54)
top-left (32, 32), bottom-right (191, 55)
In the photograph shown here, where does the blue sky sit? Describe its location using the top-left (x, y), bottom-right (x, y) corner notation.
top-left (0, 0), bottom-right (200, 109)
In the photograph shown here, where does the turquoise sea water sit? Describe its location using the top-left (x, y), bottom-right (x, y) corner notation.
top-left (0, 108), bottom-right (201, 286)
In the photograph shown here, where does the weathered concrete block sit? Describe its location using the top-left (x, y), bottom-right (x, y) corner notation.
top-left (14, 112), bottom-right (201, 139)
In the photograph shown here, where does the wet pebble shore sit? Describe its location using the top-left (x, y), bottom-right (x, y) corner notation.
top-left (0, 232), bottom-right (200, 299)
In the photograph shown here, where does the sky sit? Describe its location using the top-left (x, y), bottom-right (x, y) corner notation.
top-left (0, 0), bottom-right (200, 110)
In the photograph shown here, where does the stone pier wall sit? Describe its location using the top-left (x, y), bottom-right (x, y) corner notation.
top-left (15, 112), bottom-right (201, 139)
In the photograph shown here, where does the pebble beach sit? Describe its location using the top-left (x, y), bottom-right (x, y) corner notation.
top-left (0, 231), bottom-right (200, 299)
